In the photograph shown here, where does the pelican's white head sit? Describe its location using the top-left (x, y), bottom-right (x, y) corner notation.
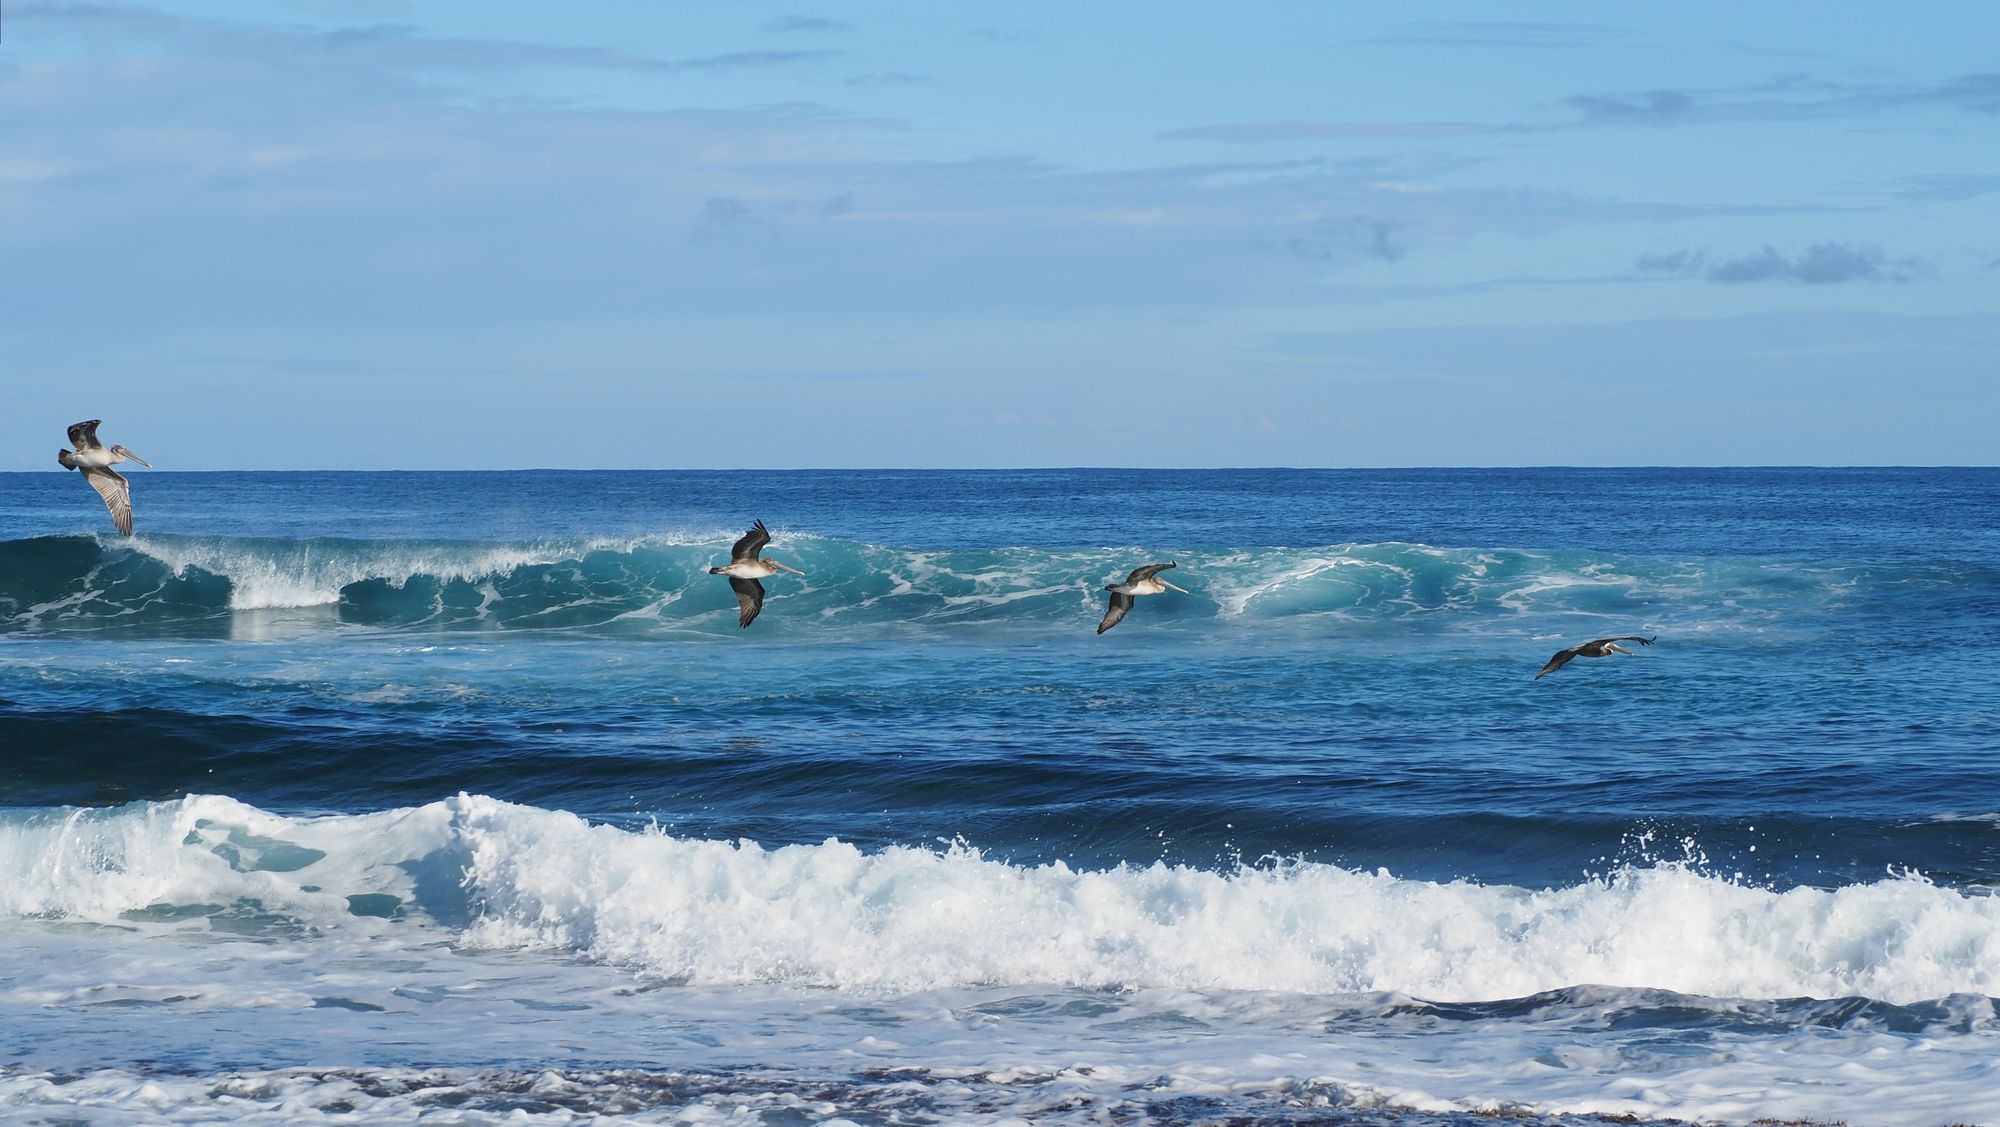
top-left (109, 445), bottom-right (151, 467)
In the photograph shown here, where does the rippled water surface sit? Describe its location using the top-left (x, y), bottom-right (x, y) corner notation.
top-left (2, 468), bottom-right (1996, 1125)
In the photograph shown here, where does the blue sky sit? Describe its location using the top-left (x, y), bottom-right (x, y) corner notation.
top-left (2, 1), bottom-right (1996, 468)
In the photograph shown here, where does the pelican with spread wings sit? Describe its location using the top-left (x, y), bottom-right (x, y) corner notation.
top-left (56, 419), bottom-right (152, 536)
top-left (1097, 561), bottom-right (1188, 634)
top-left (708, 520), bottom-right (805, 628)
top-left (1534, 635), bottom-right (1658, 680)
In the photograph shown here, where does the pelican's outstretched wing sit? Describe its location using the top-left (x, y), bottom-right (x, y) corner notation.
top-left (730, 520), bottom-right (771, 563)
top-left (1097, 591), bottom-right (1135, 634)
top-left (1534, 646), bottom-right (1580, 680)
top-left (1593, 635), bottom-right (1658, 647)
top-left (1124, 560), bottom-right (1177, 585)
top-left (67, 420), bottom-right (104, 453)
top-left (729, 576), bottom-right (765, 628)
top-left (81, 466), bottom-right (134, 535)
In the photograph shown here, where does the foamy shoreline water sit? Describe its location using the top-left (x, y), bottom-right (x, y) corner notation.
top-left (4, 794), bottom-right (1993, 1001)
top-left (2, 794), bottom-right (1997, 1126)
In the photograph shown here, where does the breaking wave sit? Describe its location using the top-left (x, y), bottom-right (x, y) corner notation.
top-left (1, 532), bottom-right (1977, 637)
top-left (4, 794), bottom-right (1996, 1003)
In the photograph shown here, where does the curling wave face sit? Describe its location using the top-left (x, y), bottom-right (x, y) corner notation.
top-left (1, 532), bottom-right (1983, 637)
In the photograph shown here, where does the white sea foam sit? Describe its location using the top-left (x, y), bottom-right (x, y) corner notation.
top-left (125, 536), bottom-right (574, 610)
top-left (454, 803), bottom-right (2000, 1002)
top-left (4, 795), bottom-right (1996, 1004)
top-left (0, 971), bottom-right (1995, 1126)
top-left (112, 530), bottom-right (757, 613)
top-left (0, 796), bottom-right (447, 921)
top-left (4, 795), bottom-right (1998, 1127)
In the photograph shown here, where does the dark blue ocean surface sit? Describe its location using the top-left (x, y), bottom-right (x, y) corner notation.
top-left (2, 469), bottom-right (1997, 1125)
top-left (4, 469), bottom-right (1996, 886)
top-left (6, 466), bottom-right (1997, 553)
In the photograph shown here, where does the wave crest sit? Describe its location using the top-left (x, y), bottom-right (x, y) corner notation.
top-left (3, 533), bottom-right (1969, 637)
top-left (5, 795), bottom-right (1996, 1003)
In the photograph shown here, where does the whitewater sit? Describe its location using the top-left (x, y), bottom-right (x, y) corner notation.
top-left (3, 467), bottom-right (1997, 1125)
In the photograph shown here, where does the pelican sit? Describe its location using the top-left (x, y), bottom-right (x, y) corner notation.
top-left (1097, 561), bottom-right (1187, 634)
top-left (708, 519), bottom-right (804, 628)
top-left (1534, 635), bottom-right (1658, 679)
top-left (56, 419), bottom-right (151, 536)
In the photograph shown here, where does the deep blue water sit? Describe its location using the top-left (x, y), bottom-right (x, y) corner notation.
top-left (5, 469), bottom-right (1997, 886)
top-left (2, 468), bottom-right (1997, 1125)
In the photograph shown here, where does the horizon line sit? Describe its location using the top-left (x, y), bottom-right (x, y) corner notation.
top-left (5, 464), bottom-right (1999, 474)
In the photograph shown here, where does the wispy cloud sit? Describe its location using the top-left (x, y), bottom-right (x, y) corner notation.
top-left (281, 0), bottom-right (413, 17)
top-left (1365, 21), bottom-right (1631, 49)
top-left (0, 157), bottom-right (76, 184)
top-left (764, 14), bottom-right (853, 35)
top-left (693, 190), bottom-right (858, 236)
top-left (1709, 244), bottom-right (1920, 284)
top-left (1166, 70), bottom-right (2000, 149)
top-left (1285, 217), bottom-right (1404, 265)
top-left (1636, 250), bottom-right (1704, 275)
top-left (0, 1), bottom-right (1886, 336)
top-left (844, 71), bottom-right (930, 89)
top-left (699, 196), bottom-right (756, 228)
top-left (1927, 73), bottom-right (2000, 113)
top-left (1161, 121), bottom-right (1498, 143)
top-left (673, 50), bottom-right (840, 72)
top-left (718, 369), bottom-right (924, 382)
top-left (1565, 90), bottom-right (1695, 125)
top-left (1639, 243), bottom-right (1927, 284)
top-left (20, 3), bottom-right (839, 75)
top-left (1894, 174), bottom-right (2000, 202)
top-left (1564, 72), bottom-right (2000, 127)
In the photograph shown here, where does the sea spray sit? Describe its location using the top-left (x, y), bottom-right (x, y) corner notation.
top-left (5, 795), bottom-right (1995, 1003)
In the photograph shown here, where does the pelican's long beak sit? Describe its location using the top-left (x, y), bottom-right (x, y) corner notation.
top-left (769, 560), bottom-right (805, 576)
top-left (126, 452), bottom-right (152, 468)
top-left (1162, 580), bottom-right (1189, 594)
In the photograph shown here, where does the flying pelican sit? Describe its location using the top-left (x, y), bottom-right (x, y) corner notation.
top-left (708, 519), bottom-right (804, 628)
top-left (56, 419), bottom-right (151, 536)
top-left (1097, 561), bottom-right (1187, 634)
top-left (1534, 635), bottom-right (1658, 680)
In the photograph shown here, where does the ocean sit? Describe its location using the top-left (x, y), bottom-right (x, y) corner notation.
top-left (2, 467), bottom-right (1996, 1125)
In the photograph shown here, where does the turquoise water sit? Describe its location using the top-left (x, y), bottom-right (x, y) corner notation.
top-left (2, 468), bottom-right (1997, 1124)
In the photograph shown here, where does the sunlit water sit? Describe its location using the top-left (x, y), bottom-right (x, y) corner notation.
top-left (3, 468), bottom-right (1996, 1125)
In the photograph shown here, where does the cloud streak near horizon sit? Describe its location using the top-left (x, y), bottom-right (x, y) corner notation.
top-left (1639, 244), bottom-right (1927, 285)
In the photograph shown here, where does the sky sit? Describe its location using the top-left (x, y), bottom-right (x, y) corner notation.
top-left (2, 1), bottom-right (1996, 469)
